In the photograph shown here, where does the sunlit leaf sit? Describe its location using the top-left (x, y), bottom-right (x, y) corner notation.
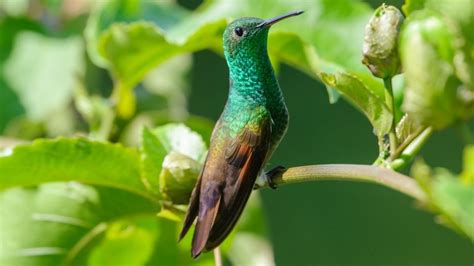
top-left (402, 0), bottom-right (426, 15)
top-left (121, 112), bottom-right (214, 147)
top-left (0, 138), bottom-right (153, 200)
top-left (320, 72), bottom-right (392, 137)
top-left (431, 174), bottom-right (474, 239)
top-left (0, 0), bottom-right (29, 17)
top-left (400, 10), bottom-right (473, 129)
top-left (3, 32), bottom-right (84, 123)
top-left (88, 217), bottom-right (158, 266)
top-left (0, 183), bottom-right (158, 265)
top-left (140, 127), bottom-right (167, 195)
top-left (460, 145), bottom-right (474, 183)
top-left (89, 0), bottom-right (382, 115)
top-left (395, 114), bottom-right (423, 146)
top-left (143, 54), bottom-right (193, 120)
top-left (402, 0), bottom-right (473, 90)
top-left (412, 155), bottom-right (474, 240)
top-left (153, 123), bottom-right (207, 163)
top-left (85, 0), bottom-right (189, 68)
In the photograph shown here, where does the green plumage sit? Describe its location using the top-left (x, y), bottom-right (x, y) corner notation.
top-left (180, 11), bottom-right (303, 258)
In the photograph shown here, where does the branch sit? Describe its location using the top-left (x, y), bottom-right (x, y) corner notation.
top-left (258, 164), bottom-right (426, 202)
top-left (213, 247), bottom-right (222, 266)
top-left (383, 77), bottom-right (398, 156)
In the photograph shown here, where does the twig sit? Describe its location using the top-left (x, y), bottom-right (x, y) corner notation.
top-left (258, 164), bottom-right (426, 202)
top-left (213, 247), bottom-right (222, 266)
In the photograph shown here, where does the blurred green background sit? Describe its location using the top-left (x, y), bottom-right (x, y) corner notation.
top-left (1, 0), bottom-right (473, 265)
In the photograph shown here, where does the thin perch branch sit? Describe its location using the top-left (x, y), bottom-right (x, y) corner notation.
top-left (213, 247), bottom-right (222, 266)
top-left (258, 164), bottom-right (426, 202)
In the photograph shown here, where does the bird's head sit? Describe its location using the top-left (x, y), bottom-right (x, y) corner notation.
top-left (223, 11), bottom-right (303, 62)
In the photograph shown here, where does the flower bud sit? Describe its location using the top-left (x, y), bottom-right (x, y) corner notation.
top-left (362, 4), bottom-right (404, 78)
top-left (159, 151), bottom-right (201, 204)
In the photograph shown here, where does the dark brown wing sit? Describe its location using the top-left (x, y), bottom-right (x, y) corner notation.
top-left (180, 110), bottom-right (272, 258)
top-left (179, 120), bottom-right (224, 242)
top-left (203, 115), bottom-right (272, 252)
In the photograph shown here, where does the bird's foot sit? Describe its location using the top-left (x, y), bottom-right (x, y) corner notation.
top-left (265, 165), bottom-right (286, 189)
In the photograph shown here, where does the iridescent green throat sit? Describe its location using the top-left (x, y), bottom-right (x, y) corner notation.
top-left (223, 19), bottom-right (279, 108)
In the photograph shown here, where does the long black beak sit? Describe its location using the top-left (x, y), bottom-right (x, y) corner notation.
top-left (257, 10), bottom-right (304, 28)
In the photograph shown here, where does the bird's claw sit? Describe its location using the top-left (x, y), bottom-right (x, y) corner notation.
top-left (265, 165), bottom-right (286, 189)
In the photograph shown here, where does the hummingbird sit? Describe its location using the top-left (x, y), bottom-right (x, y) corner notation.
top-left (179, 10), bottom-right (304, 258)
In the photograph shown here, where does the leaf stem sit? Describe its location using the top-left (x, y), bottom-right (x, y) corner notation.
top-left (95, 104), bottom-right (116, 141)
top-left (258, 164), bottom-right (426, 202)
top-left (383, 77), bottom-right (398, 156)
top-left (389, 127), bottom-right (433, 170)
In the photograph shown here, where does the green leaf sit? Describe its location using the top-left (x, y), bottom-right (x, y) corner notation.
top-left (143, 54), bottom-right (193, 120)
top-left (395, 114), bottom-right (423, 146)
top-left (402, 0), bottom-right (426, 15)
top-left (89, 0), bottom-right (382, 113)
top-left (121, 113), bottom-right (214, 147)
top-left (88, 217), bottom-right (158, 266)
top-left (412, 153), bottom-right (474, 240)
top-left (140, 127), bottom-right (167, 195)
top-left (98, 20), bottom-right (225, 118)
top-left (0, 183), bottom-right (159, 265)
top-left (153, 123), bottom-right (207, 163)
top-left (460, 145), bottom-right (474, 183)
top-left (0, 138), bottom-right (154, 201)
top-left (320, 72), bottom-right (392, 137)
top-left (85, 0), bottom-right (189, 68)
top-left (431, 174), bottom-right (474, 239)
top-left (0, 0), bottom-right (29, 17)
top-left (400, 10), bottom-right (472, 129)
top-left (85, 0), bottom-right (193, 118)
top-left (425, 0), bottom-right (474, 90)
top-left (3, 32), bottom-right (84, 123)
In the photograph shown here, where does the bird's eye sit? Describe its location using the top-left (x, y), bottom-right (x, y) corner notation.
top-left (234, 27), bottom-right (244, 37)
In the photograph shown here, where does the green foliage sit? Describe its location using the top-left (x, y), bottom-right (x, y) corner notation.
top-left (89, 0), bottom-right (382, 112)
top-left (0, 183), bottom-right (158, 266)
top-left (412, 146), bottom-right (474, 239)
top-left (3, 32), bottom-right (84, 135)
top-left (0, 124), bottom-right (273, 265)
top-left (0, 138), bottom-right (149, 198)
top-left (400, 10), bottom-right (472, 129)
top-left (321, 72), bottom-right (392, 138)
top-left (87, 217), bottom-right (158, 266)
top-left (1, 0), bottom-right (474, 265)
top-left (141, 124), bottom-right (207, 204)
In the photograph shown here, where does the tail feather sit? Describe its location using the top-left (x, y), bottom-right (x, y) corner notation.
top-left (191, 188), bottom-right (222, 258)
top-left (204, 156), bottom-right (259, 251)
